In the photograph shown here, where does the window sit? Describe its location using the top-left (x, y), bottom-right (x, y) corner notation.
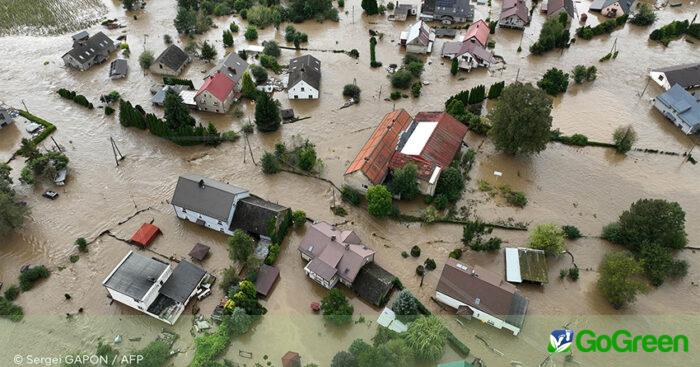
top-left (294, 95), bottom-right (298, 99)
top-left (301, 87), bottom-right (305, 91)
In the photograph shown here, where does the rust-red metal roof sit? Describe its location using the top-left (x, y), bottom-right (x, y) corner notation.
top-left (130, 223), bottom-right (161, 247)
top-left (408, 111), bottom-right (469, 173)
top-left (345, 109), bottom-right (413, 184)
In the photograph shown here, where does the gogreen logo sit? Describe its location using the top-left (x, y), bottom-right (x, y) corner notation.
top-left (548, 329), bottom-right (689, 353)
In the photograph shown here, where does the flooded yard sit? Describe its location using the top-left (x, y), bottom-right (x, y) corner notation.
top-left (1, 0), bottom-right (699, 366)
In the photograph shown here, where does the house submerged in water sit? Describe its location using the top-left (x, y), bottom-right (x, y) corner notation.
top-left (170, 174), bottom-right (289, 241)
top-left (62, 31), bottom-right (116, 71)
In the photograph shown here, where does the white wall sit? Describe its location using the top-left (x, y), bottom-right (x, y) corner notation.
top-left (174, 205), bottom-right (233, 235)
top-left (343, 171), bottom-right (374, 194)
top-left (288, 80), bottom-right (319, 99)
top-left (435, 291), bottom-right (521, 335)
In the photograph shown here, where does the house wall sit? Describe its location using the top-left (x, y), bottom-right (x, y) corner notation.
top-left (499, 15), bottom-right (527, 29)
top-left (63, 55), bottom-right (90, 71)
top-left (195, 90), bottom-right (234, 113)
top-left (304, 267), bottom-right (338, 289)
top-left (417, 177), bottom-right (437, 196)
top-left (174, 205), bottom-right (235, 235)
top-left (288, 80), bottom-right (319, 99)
top-left (653, 99), bottom-right (698, 135)
top-left (407, 43), bottom-right (429, 54)
top-left (435, 291), bottom-right (521, 335)
top-left (149, 62), bottom-right (180, 76)
top-left (343, 171), bottom-right (375, 193)
top-left (649, 71), bottom-right (672, 90)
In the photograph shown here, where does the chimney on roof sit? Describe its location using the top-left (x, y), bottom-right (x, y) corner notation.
top-left (198, 179), bottom-right (205, 188)
top-left (331, 235), bottom-right (336, 241)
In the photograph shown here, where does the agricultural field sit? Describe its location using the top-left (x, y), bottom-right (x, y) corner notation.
top-left (0, 0), bottom-right (107, 36)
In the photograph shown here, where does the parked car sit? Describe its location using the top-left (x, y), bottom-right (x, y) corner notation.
top-left (42, 190), bottom-right (59, 200)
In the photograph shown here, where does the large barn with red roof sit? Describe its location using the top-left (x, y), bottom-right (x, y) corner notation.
top-left (344, 109), bottom-right (468, 196)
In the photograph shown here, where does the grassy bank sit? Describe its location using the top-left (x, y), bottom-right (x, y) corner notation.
top-left (0, 0), bottom-right (106, 36)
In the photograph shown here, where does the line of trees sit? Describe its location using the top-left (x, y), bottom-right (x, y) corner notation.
top-left (57, 88), bottom-right (93, 109)
top-left (530, 13), bottom-right (570, 55)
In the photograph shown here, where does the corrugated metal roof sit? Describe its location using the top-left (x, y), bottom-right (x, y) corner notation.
top-left (344, 109), bottom-right (413, 184)
top-left (504, 248), bottom-right (522, 283)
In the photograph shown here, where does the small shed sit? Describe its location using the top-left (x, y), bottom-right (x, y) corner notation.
top-left (130, 223), bottom-right (161, 247)
top-left (255, 264), bottom-right (280, 297)
top-left (281, 108), bottom-right (295, 120)
top-left (505, 247), bottom-right (548, 284)
top-left (351, 262), bottom-right (396, 307)
top-left (281, 351), bottom-right (301, 367)
top-left (188, 243), bottom-right (210, 262)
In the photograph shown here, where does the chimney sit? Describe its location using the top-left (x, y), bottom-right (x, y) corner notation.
top-left (198, 179), bottom-right (205, 188)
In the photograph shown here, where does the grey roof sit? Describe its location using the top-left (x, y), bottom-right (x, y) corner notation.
top-left (151, 85), bottom-right (186, 106)
top-left (306, 258), bottom-right (338, 281)
top-left (208, 52), bottom-right (249, 84)
top-left (63, 32), bottom-right (115, 65)
top-left (255, 264), bottom-right (280, 297)
top-left (351, 262), bottom-right (396, 306)
top-left (0, 108), bottom-right (13, 125)
top-left (656, 84), bottom-right (700, 130)
top-left (229, 195), bottom-right (289, 237)
top-left (109, 59), bottom-right (128, 77)
top-left (546, 0), bottom-right (575, 18)
top-left (72, 31), bottom-right (89, 41)
top-left (159, 260), bottom-right (206, 303)
top-left (590, 0), bottom-right (634, 13)
top-left (171, 174), bottom-right (248, 223)
top-left (422, 0), bottom-right (473, 20)
top-left (154, 45), bottom-right (190, 72)
top-left (103, 251), bottom-right (169, 301)
top-left (288, 55), bottom-right (321, 91)
top-left (441, 40), bottom-right (496, 64)
top-left (652, 63), bottom-right (700, 90)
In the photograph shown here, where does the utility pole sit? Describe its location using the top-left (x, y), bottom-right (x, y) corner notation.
top-left (639, 78), bottom-right (650, 99)
top-left (352, 6), bottom-right (355, 24)
top-left (515, 68), bottom-right (520, 83)
top-left (110, 136), bottom-right (125, 166)
top-left (50, 136), bottom-right (62, 152)
top-left (21, 99), bottom-right (28, 112)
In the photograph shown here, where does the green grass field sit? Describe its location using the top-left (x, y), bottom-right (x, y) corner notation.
top-left (0, 0), bottom-right (107, 36)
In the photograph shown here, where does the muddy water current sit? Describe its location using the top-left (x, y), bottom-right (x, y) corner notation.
top-left (1, 0), bottom-right (699, 366)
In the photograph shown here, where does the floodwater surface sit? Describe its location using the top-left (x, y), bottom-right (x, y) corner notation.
top-left (1, 0), bottom-right (699, 366)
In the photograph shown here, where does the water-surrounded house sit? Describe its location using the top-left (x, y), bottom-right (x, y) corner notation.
top-left (287, 55), bottom-right (322, 100)
top-left (297, 222), bottom-right (375, 289)
top-left (206, 52), bottom-right (249, 84)
top-left (109, 59), bottom-right (129, 79)
top-left (589, 0), bottom-right (634, 17)
top-left (499, 0), bottom-right (530, 29)
top-left (344, 110), bottom-right (468, 195)
top-left (0, 107), bottom-right (14, 129)
top-left (171, 174), bottom-right (289, 240)
top-left (102, 251), bottom-right (210, 324)
top-left (400, 21), bottom-right (436, 54)
top-left (62, 31), bottom-right (116, 71)
top-left (194, 72), bottom-right (237, 113)
top-left (543, 0), bottom-right (576, 20)
top-left (653, 84), bottom-right (700, 135)
top-left (150, 45), bottom-right (192, 76)
top-left (504, 247), bottom-right (549, 284)
top-left (435, 258), bottom-right (529, 336)
top-left (441, 20), bottom-right (496, 71)
top-left (419, 0), bottom-right (474, 24)
top-left (649, 63), bottom-right (700, 97)
top-left (389, 3), bottom-right (418, 21)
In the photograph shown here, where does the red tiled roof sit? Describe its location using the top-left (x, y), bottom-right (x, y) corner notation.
top-left (130, 223), bottom-right (161, 247)
top-left (464, 19), bottom-right (490, 47)
top-left (345, 109), bottom-right (413, 184)
top-left (196, 72), bottom-right (235, 102)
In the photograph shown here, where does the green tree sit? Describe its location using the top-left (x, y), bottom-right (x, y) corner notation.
top-left (630, 3), bottom-right (656, 26)
top-left (404, 316), bottom-right (447, 362)
top-left (572, 65), bottom-right (588, 84)
top-left (0, 164), bottom-right (29, 237)
top-left (612, 125), bottom-right (637, 153)
top-left (331, 351), bottom-right (357, 367)
top-left (222, 30), bottom-right (234, 47)
top-left (163, 90), bottom-right (195, 130)
top-left (450, 58), bottom-right (459, 75)
top-left (488, 82), bottom-right (553, 155)
top-left (321, 288), bottom-right (354, 326)
top-left (262, 40), bottom-right (281, 58)
top-left (254, 93), bottom-right (281, 132)
top-left (390, 70), bottom-right (413, 89)
top-left (228, 229), bottom-right (255, 264)
top-left (434, 166), bottom-right (464, 202)
top-left (297, 144), bottom-right (317, 171)
top-left (390, 289), bottom-right (419, 322)
top-left (529, 223), bottom-right (566, 256)
top-left (389, 163), bottom-right (419, 200)
top-left (240, 71), bottom-right (257, 99)
top-left (361, 0), bottom-right (379, 15)
top-left (598, 252), bottom-right (648, 309)
top-left (537, 68), bottom-right (569, 95)
top-left (530, 15), bottom-right (570, 54)
top-left (349, 339), bottom-right (372, 357)
top-left (200, 41), bottom-right (217, 62)
top-left (343, 84), bottom-right (361, 101)
top-left (251, 65), bottom-right (268, 84)
top-left (244, 26), bottom-right (258, 40)
top-left (174, 7), bottom-right (197, 34)
top-left (366, 185), bottom-right (393, 218)
top-left (261, 152), bottom-right (280, 174)
top-left (139, 49), bottom-right (154, 69)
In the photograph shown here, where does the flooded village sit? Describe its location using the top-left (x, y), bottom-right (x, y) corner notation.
top-left (1, 0), bottom-right (699, 366)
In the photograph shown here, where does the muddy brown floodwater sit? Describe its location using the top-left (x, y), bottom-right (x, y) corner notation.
top-left (1, 0), bottom-right (699, 366)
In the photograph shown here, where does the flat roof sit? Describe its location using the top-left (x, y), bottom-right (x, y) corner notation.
top-left (103, 251), bottom-right (169, 301)
top-left (400, 121), bottom-right (437, 155)
top-left (159, 260), bottom-right (206, 303)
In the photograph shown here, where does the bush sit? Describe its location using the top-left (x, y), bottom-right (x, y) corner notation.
top-left (341, 185), bottom-right (361, 206)
top-left (559, 269), bottom-right (567, 279)
top-left (19, 265), bottom-right (50, 291)
top-left (410, 245), bottom-right (421, 257)
top-left (244, 26), bottom-right (258, 41)
top-left (401, 251), bottom-right (409, 258)
top-left (262, 40), bottom-right (281, 58)
top-left (343, 84), bottom-right (361, 101)
top-left (390, 91), bottom-right (401, 100)
top-left (649, 19), bottom-right (690, 46)
top-left (3, 285), bottom-right (20, 301)
top-left (434, 167), bottom-right (464, 202)
top-left (220, 266), bottom-right (240, 291)
top-left (530, 15), bottom-right (570, 54)
top-left (69, 255), bottom-right (79, 263)
top-left (562, 225), bottom-right (582, 239)
top-left (261, 152), bottom-right (280, 174)
top-left (75, 237), bottom-right (88, 252)
top-left (105, 106), bottom-right (115, 116)
top-left (448, 248), bottom-right (463, 259)
top-left (567, 267), bottom-right (579, 281)
top-left (424, 258), bottom-right (436, 271)
top-left (0, 297), bottom-right (24, 322)
top-left (321, 288), bottom-right (354, 326)
top-left (411, 81), bottom-right (422, 97)
top-left (505, 190), bottom-right (528, 207)
top-left (415, 265), bottom-right (425, 276)
top-left (470, 237), bottom-right (502, 252)
top-left (538, 68), bottom-right (569, 95)
top-left (598, 252), bottom-right (647, 309)
top-left (529, 223), bottom-right (566, 256)
top-left (391, 70), bottom-right (413, 89)
top-left (292, 210), bottom-right (306, 227)
top-left (230, 22), bottom-right (239, 32)
top-left (366, 185), bottom-right (393, 218)
top-left (613, 125), bottom-right (637, 153)
top-left (139, 49), bottom-right (154, 69)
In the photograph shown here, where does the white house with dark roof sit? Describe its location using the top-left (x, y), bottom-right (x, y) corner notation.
top-left (589, 0), bottom-right (634, 17)
top-left (400, 20), bottom-right (436, 54)
top-left (171, 174), bottom-right (289, 239)
top-left (150, 45), bottom-right (192, 76)
top-left (102, 251), bottom-right (208, 324)
top-left (650, 63), bottom-right (700, 97)
top-left (297, 222), bottom-right (375, 289)
top-left (287, 55), bottom-right (321, 100)
top-left (62, 31), bottom-right (116, 71)
top-left (419, 0), bottom-right (473, 24)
